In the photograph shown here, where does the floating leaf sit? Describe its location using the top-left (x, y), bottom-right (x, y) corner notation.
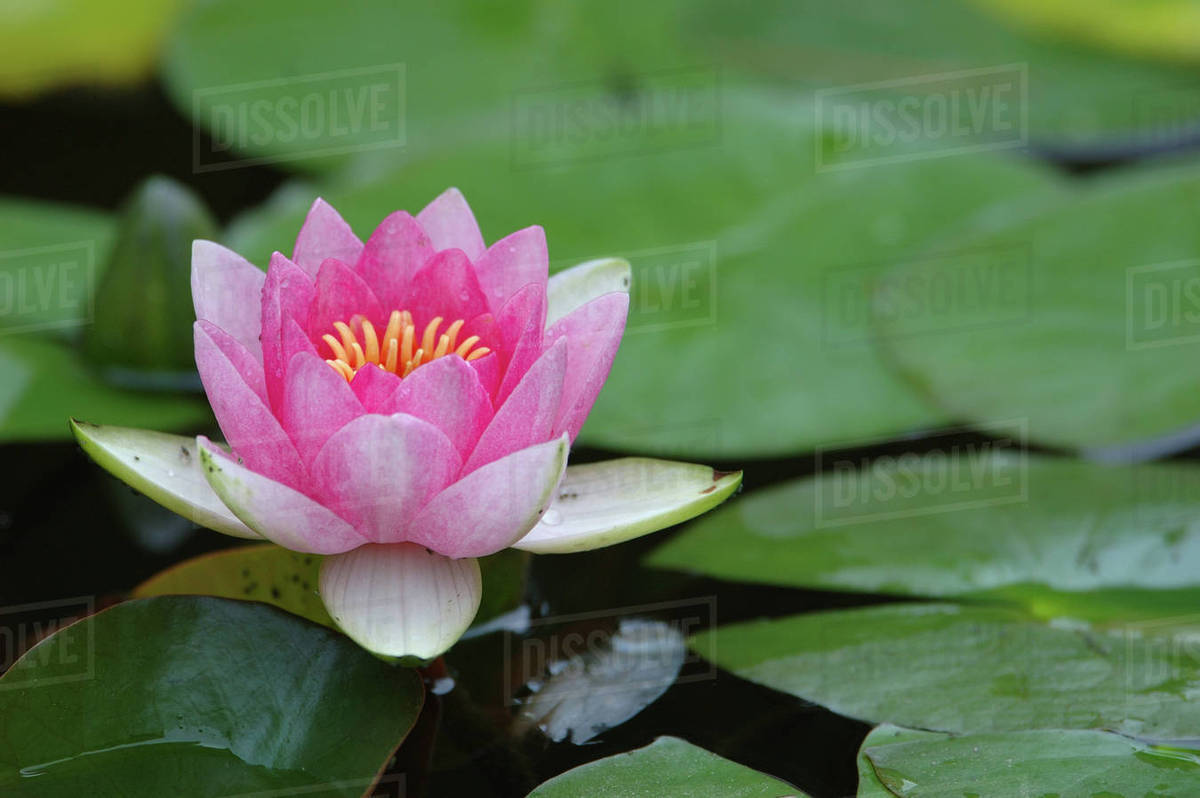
top-left (855, 725), bottom-right (947, 798)
top-left (0, 596), bottom-right (422, 797)
top-left (692, 602), bottom-right (1200, 737)
top-left (705, 0), bottom-right (1200, 149)
top-left (865, 726), bottom-right (1200, 797)
top-left (164, 0), bottom-right (1200, 164)
top-left (873, 159), bottom-right (1200, 455)
top-left (647, 453), bottom-right (1200, 607)
top-left (133, 544), bottom-right (332, 627)
top-left (526, 736), bottom-right (805, 797)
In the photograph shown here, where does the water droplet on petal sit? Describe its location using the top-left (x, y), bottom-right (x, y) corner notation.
top-left (541, 508), bottom-right (562, 526)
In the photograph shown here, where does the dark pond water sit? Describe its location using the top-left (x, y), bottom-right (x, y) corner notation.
top-left (3, 82), bottom-right (1199, 797)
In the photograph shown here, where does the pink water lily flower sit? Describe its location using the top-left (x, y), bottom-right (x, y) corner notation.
top-left (73, 189), bottom-right (741, 660)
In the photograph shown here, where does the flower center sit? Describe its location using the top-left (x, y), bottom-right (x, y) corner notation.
top-left (323, 310), bottom-right (490, 382)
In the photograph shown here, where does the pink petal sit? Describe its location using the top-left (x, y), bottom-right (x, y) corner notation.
top-left (191, 240), bottom-right (265, 360)
top-left (474, 226), bottom-right (548, 314)
top-left (349, 363), bottom-right (402, 411)
top-left (194, 321), bottom-right (305, 489)
top-left (306, 257), bottom-right (385, 345)
top-left (416, 188), bottom-right (485, 262)
top-left (197, 437), bottom-right (368, 554)
top-left (310, 414), bottom-right (461, 543)
top-left (546, 292), bottom-right (629, 441)
top-left (409, 434), bottom-right (568, 558)
top-left (282, 316), bottom-right (317, 362)
top-left (463, 337), bottom-right (567, 474)
top-left (195, 319), bottom-right (266, 402)
top-left (389, 355), bottom-right (493, 460)
top-left (469, 350), bottom-right (500, 399)
top-left (261, 252), bottom-right (315, 412)
top-left (356, 210), bottom-right (434, 310)
top-left (281, 351), bottom-right (364, 463)
top-left (292, 198), bottom-right (365, 279)
top-left (402, 248), bottom-right (490, 328)
top-left (494, 282), bottom-right (547, 404)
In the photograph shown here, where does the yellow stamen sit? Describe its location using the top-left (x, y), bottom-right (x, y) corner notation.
top-left (333, 321), bottom-right (357, 356)
top-left (454, 335), bottom-right (480, 358)
top-left (323, 334), bottom-right (348, 363)
top-left (361, 319), bottom-right (379, 363)
top-left (322, 310), bottom-right (491, 382)
top-left (326, 359), bottom-right (354, 381)
top-left (401, 324), bottom-right (414, 366)
top-left (421, 317), bottom-right (442, 356)
top-left (403, 349), bottom-right (424, 377)
top-left (384, 338), bottom-right (398, 373)
top-left (444, 319), bottom-right (464, 350)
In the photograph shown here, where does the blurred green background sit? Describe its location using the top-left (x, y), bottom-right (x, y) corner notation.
top-left (6, 0), bottom-right (1200, 460)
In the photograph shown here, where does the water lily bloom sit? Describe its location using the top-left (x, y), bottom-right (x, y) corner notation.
top-left (73, 189), bottom-right (741, 660)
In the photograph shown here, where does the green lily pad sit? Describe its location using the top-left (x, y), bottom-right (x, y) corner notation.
top-left (164, 0), bottom-right (1200, 166)
top-left (864, 726), bottom-right (1200, 797)
top-left (856, 725), bottom-right (947, 798)
top-left (133, 543), bottom-right (333, 627)
top-left (0, 338), bottom-right (210, 443)
top-left (647, 453), bottom-right (1200, 605)
top-left (702, 0), bottom-right (1200, 149)
top-left (873, 158), bottom-right (1200, 454)
top-left (224, 91), bottom-right (1060, 458)
top-left (692, 602), bottom-right (1200, 737)
top-left (163, 0), bottom-right (729, 172)
top-left (526, 736), bottom-right (805, 797)
top-left (0, 596), bottom-right (422, 797)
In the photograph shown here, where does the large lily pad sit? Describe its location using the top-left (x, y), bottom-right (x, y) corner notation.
top-left (163, 0), bottom-right (1200, 165)
top-left (856, 725), bottom-right (946, 798)
top-left (647, 453), bottom-right (1200, 602)
top-left (0, 596), bottom-right (423, 797)
top-left (864, 725), bottom-right (1200, 797)
top-left (224, 91), bottom-right (1061, 458)
top-left (873, 158), bottom-right (1200, 455)
top-left (133, 544), bottom-right (333, 627)
top-left (526, 736), bottom-right (805, 797)
top-left (692, 602), bottom-right (1200, 737)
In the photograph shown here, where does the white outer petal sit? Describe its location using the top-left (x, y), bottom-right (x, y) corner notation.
top-left (71, 420), bottom-right (259, 540)
top-left (319, 543), bottom-right (482, 660)
top-left (513, 458), bottom-right (742, 554)
top-left (546, 257), bottom-right (631, 327)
